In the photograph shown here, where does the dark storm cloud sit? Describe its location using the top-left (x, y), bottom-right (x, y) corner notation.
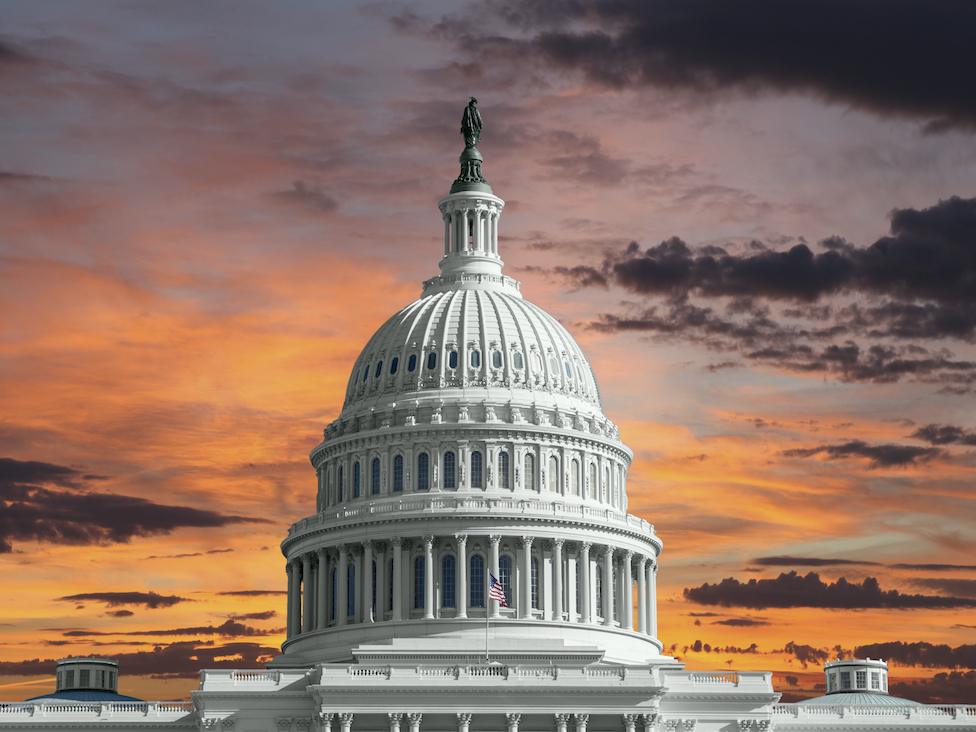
top-left (911, 424), bottom-right (976, 446)
top-left (754, 556), bottom-right (881, 567)
top-left (0, 456), bottom-right (268, 552)
top-left (228, 610), bottom-right (277, 621)
top-left (684, 571), bottom-right (976, 609)
top-left (0, 642), bottom-right (277, 678)
top-left (890, 671), bottom-right (976, 705)
top-left (270, 180), bottom-right (338, 214)
top-left (890, 563), bottom-right (976, 571)
top-left (57, 591), bottom-right (189, 609)
top-left (413, 0), bottom-right (976, 131)
top-left (912, 579), bottom-right (976, 599)
top-left (61, 619), bottom-right (278, 637)
top-left (781, 440), bottom-right (942, 468)
top-left (777, 641), bottom-right (830, 668)
top-left (144, 548), bottom-right (234, 560)
top-left (855, 641), bottom-right (976, 668)
top-left (106, 610), bottom-right (135, 618)
top-left (216, 589), bottom-right (287, 597)
top-left (711, 618), bottom-right (769, 627)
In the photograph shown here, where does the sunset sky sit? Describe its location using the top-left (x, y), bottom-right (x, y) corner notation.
top-left (2, 0), bottom-right (975, 704)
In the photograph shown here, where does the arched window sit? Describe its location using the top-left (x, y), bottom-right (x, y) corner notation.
top-left (524, 453), bottom-right (535, 491)
top-left (393, 455), bottom-right (404, 492)
top-left (417, 452), bottom-right (430, 491)
top-left (443, 451), bottom-right (456, 490)
top-left (330, 569), bottom-right (337, 621)
top-left (361, 365), bottom-right (369, 383)
top-left (408, 354), bottom-right (417, 372)
top-left (564, 360), bottom-right (572, 379)
top-left (374, 360), bottom-right (383, 378)
top-left (595, 571), bottom-right (603, 618)
top-left (448, 350), bottom-right (458, 369)
top-left (442, 554), bottom-right (456, 608)
top-left (470, 554), bottom-right (485, 608)
top-left (548, 455), bottom-right (559, 493)
top-left (588, 464), bottom-right (596, 500)
top-left (371, 457), bottom-right (381, 495)
top-left (337, 465), bottom-right (344, 502)
top-left (390, 356), bottom-right (399, 375)
top-left (498, 451), bottom-right (510, 490)
top-left (470, 350), bottom-right (481, 368)
top-left (347, 564), bottom-right (356, 618)
top-left (470, 450), bottom-right (483, 488)
top-left (531, 557), bottom-right (539, 609)
top-left (492, 350), bottom-right (503, 368)
top-left (371, 559), bottom-right (377, 614)
top-left (603, 466), bottom-right (610, 503)
top-left (426, 352), bottom-right (437, 370)
top-left (571, 458), bottom-right (581, 496)
top-left (353, 461), bottom-right (361, 498)
top-left (513, 351), bottom-right (524, 370)
top-left (414, 556), bottom-right (425, 609)
top-left (499, 555), bottom-right (513, 606)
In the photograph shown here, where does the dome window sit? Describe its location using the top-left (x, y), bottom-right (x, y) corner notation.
top-left (498, 451), bottom-right (510, 489)
top-left (390, 357), bottom-right (399, 375)
top-left (443, 450), bottom-right (457, 489)
top-left (370, 457), bottom-right (381, 494)
top-left (491, 350), bottom-right (502, 368)
top-left (448, 350), bottom-right (458, 369)
top-left (564, 360), bottom-right (572, 379)
top-left (470, 350), bottom-right (481, 368)
top-left (512, 352), bottom-right (524, 370)
top-left (408, 354), bottom-right (417, 372)
top-left (374, 360), bottom-right (384, 378)
top-left (353, 461), bottom-right (361, 498)
top-left (417, 452), bottom-right (430, 491)
top-left (362, 364), bottom-right (369, 383)
top-left (426, 352), bottom-right (437, 370)
top-left (393, 455), bottom-right (404, 492)
top-left (471, 450), bottom-right (483, 488)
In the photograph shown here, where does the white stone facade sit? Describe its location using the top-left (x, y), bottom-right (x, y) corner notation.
top-left (3, 118), bottom-right (973, 732)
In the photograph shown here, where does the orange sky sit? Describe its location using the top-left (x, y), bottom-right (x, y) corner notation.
top-left (1, 1), bottom-right (975, 705)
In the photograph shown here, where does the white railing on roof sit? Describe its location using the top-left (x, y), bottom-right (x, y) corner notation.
top-left (773, 704), bottom-right (976, 722)
top-left (0, 701), bottom-right (194, 722)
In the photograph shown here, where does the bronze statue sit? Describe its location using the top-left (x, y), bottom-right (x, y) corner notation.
top-left (461, 97), bottom-right (482, 148)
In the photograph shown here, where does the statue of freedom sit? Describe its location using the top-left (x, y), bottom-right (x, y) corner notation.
top-left (461, 97), bottom-right (482, 148)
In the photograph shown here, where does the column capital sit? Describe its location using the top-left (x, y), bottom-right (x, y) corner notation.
top-left (456, 713), bottom-right (472, 728)
top-left (580, 541), bottom-right (592, 551)
top-left (407, 713), bottom-right (423, 726)
top-left (362, 539), bottom-right (372, 550)
top-left (552, 537), bottom-right (565, 549)
top-left (602, 545), bottom-right (615, 559)
top-left (338, 714), bottom-right (354, 727)
top-left (623, 714), bottom-right (640, 730)
top-left (391, 536), bottom-right (402, 548)
top-left (638, 554), bottom-right (649, 569)
top-left (623, 549), bottom-right (634, 561)
top-left (454, 533), bottom-right (468, 546)
top-left (554, 714), bottom-right (571, 726)
top-left (505, 713), bottom-right (521, 729)
top-left (489, 534), bottom-right (501, 546)
top-left (520, 535), bottom-right (534, 548)
top-left (286, 562), bottom-right (294, 575)
top-left (422, 535), bottom-right (434, 550)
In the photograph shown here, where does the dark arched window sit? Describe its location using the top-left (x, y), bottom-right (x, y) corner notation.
top-left (337, 466), bottom-right (344, 502)
top-left (414, 556), bottom-right (425, 609)
top-left (492, 350), bottom-right (503, 368)
top-left (417, 452), bottom-right (429, 491)
top-left (390, 356), bottom-right (399, 375)
top-left (371, 457), bottom-right (380, 495)
top-left (531, 557), bottom-right (539, 609)
top-left (524, 453), bottom-right (535, 491)
top-left (499, 555), bottom-right (513, 606)
top-left (443, 451), bottom-right (456, 490)
top-left (347, 563), bottom-right (356, 618)
top-left (448, 350), bottom-right (458, 369)
top-left (548, 455), bottom-right (559, 493)
top-left (470, 554), bottom-right (485, 608)
top-left (353, 461), bottom-right (361, 498)
top-left (330, 569), bottom-right (337, 621)
top-left (361, 365), bottom-right (369, 383)
top-left (442, 554), bottom-right (456, 608)
top-left (407, 354), bottom-right (417, 372)
top-left (469, 350), bottom-right (480, 368)
top-left (595, 571), bottom-right (603, 618)
top-left (564, 360), bottom-right (572, 378)
top-left (426, 352), bottom-right (437, 370)
top-left (572, 458), bottom-right (581, 496)
top-left (371, 559), bottom-right (377, 614)
top-left (498, 451), bottom-right (510, 490)
top-left (470, 450), bottom-right (483, 488)
top-left (513, 352), bottom-right (524, 370)
top-left (393, 455), bottom-right (404, 492)
top-left (374, 360), bottom-right (383, 378)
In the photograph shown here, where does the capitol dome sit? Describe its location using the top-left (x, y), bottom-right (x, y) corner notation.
top-left (279, 101), bottom-right (661, 668)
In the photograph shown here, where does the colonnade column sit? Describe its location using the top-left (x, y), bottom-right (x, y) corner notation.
top-left (573, 714), bottom-right (589, 732)
top-left (317, 548), bottom-right (328, 630)
top-left (376, 543), bottom-right (387, 622)
top-left (302, 554), bottom-right (313, 633)
top-left (489, 535), bottom-right (501, 618)
top-left (285, 561), bottom-right (295, 638)
top-left (520, 536), bottom-right (534, 619)
top-left (637, 556), bottom-right (648, 634)
top-left (337, 545), bottom-right (348, 626)
top-left (623, 550), bottom-right (634, 630)
top-left (363, 540), bottom-right (374, 623)
top-left (580, 542), bottom-right (592, 624)
top-left (443, 215), bottom-right (451, 255)
top-left (391, 538), bottom-right (403, 622)
top-left (474, 209), bottom-right (483, 252)
top-left (567, 551), bottom-right (577, 622)
top-left (649, 560), bottom-right (658, 637)
top-left (423, 535), bottom-right (435, 620)
top-left (552, 539), bottom-right (564, 621)
top-left (408, 713), bottom-right (423, 732)
top-left (456, 534), bottom-right (468, 619)
top-left (602, 547), bottom-right (614, 626)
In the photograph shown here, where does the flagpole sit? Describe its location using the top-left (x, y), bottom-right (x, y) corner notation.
top-left (485, 569), bottom-right (490, 662)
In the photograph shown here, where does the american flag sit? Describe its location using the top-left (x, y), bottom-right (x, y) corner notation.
top-left (488, 572), bottom-right (508, 607)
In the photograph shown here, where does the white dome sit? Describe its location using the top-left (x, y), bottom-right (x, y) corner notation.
top-left (342, 279), bottom-right (603, 417)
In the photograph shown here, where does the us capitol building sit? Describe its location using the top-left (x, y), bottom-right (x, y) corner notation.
top-left (2, 101), bottom-right (972, 732)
